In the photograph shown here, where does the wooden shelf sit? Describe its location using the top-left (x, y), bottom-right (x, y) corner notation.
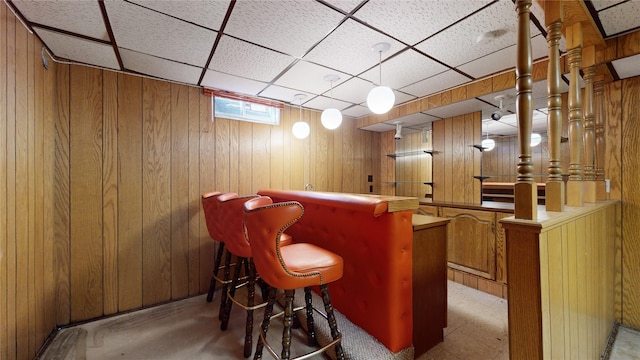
top-left (386, 150), bottom-right (435, 158)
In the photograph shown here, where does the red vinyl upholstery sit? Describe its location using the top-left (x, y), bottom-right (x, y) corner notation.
top-left (257, 189), bottom-right (413, 353)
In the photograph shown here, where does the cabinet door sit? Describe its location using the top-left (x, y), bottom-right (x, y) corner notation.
top-left (440, 207), bottom-right (495, 280)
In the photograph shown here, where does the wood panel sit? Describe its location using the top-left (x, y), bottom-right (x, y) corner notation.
top-left (170, 83), bottom-right (190, 300)
top-left (142, 78), bottom-right (172, 306)
top-left (622, 76), bottom-right (640, 328)
top-left (187, 86), bottom-right (202, 296)
top-left (0, 6), bottom-right (7, 358)
top-left (117, 73), bottom-right (143, 311)
top-left (69, 65), bottom-right (104, 321)
top-left (102, 70), bottom-right (118, 315)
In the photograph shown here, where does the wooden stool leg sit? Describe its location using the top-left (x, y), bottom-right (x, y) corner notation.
top-left (254, 287), bottom-right (277, 360)
top-left (303, 287), bottom-right (317, 346)
top-left (207, 242), bottom-right (226, 302)
top-left (281, 289), bottom-right (295, 360)
top-left (243, 260), bottom-right (256, 358)
top-left (320, 285), bottom-right (345, 360)
top-left (221, 257), bottom-right (244, 331)
top-left (219, 251), bottom-right (233, 320)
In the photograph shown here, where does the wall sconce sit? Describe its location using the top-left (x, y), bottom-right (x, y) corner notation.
top-left (367, 42), bottom-right (395, 115)
top-left (321, 74), bottom-right (342, 130)
top-left (291, 94), bottom-right (309, 139)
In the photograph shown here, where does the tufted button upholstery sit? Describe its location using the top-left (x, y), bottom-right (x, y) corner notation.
top-left (257, 189), bottom-right (413, 353)
top-left (201, 191), bottom-right (226, 303)
top-left (243, 198), bottom-right (345, 360)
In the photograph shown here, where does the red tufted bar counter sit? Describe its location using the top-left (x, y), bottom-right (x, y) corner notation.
top-left (257, 189), bottom-right (419, 354)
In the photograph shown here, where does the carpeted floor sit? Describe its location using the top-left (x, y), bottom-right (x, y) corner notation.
top-left (36, 280), bottom-right (639, 360)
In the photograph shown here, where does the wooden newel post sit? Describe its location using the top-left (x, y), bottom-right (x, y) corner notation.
top-left (566, 22), bottom-right (584, 207)
top-left (514, 0), bottom-right (537, 220)
top-left (545, 2), bottom-right (565, 212)
top-left (594, 76), bottom-right (608, 200)
top-left (583, 65), bottom-right (597, 202)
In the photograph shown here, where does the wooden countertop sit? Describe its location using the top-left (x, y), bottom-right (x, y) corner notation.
top-left (412, 214), bottom-right (449, 231)
top-left (359, 194), bottom-right (419, 212)
top-left (419, 199), bottom-right (516, 213)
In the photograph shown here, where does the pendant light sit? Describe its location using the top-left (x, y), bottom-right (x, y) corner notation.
top-left (530, 133), bottom-right (542, 147)
top-left (367, 42), bottom-right (395, 115)
top-left (321, 74), bottom-right (342, 130)
top-left (291, 94), bottom-right (310, 139)
top-left (481, 122), bottom-right (495, 151)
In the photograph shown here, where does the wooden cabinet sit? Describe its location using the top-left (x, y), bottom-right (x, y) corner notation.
top-left (439, 207), bottom-right (496, 280)
top-left (416, 204), bottom-right (438, 217)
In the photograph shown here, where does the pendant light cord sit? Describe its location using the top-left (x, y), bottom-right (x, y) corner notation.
top-left (378, 50), bottom-right (382, 86)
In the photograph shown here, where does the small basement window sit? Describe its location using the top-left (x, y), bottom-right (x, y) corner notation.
top-left (205, 89), bottom-right (282, 126)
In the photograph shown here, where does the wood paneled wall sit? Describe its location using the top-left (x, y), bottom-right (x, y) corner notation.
top-left (432, 113), bottom-right (482, 203)
top-left (1, 6), bottom-right (382, 358)
top-left (1, 6), bottom-right (58, 359)
top-left (52, 64), bottom-right (382, 324)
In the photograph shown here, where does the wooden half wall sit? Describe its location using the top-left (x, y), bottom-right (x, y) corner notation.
top-left (503, 200), bottom-right (618, 360)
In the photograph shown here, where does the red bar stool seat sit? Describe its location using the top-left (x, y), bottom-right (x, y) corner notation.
top-left (243, 197), bottom-right (345, 360)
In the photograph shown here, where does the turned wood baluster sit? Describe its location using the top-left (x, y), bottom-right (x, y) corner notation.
top-left (514, 0), bottom-right (537, 220)
top-left (594, 77), bottom-right (608, 200)
top-left (545, 4), bottom-right (565, 212)
top-left (583, 66), bottom-right (597, 203)
top-left (566, 23), bottom-right (584, 207)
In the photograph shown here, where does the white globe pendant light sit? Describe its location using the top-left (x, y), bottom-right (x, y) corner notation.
top-left (291, 94), bottom-right (310, 139)
top-left (482, 122), bottom-right (495, 151)
top-left (321, 74), bottom-right (342, 130)
top-left (367, 42), bottom-right (395, 115)
top-left (530, 133), bottom-right (542, 147)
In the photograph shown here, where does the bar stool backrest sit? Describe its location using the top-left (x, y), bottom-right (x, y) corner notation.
top-left (218, 194), bottom-right (259, 258)
top-left (243, 198), bottom-right (304, 289)
top-left (201, 191), bottom-right (223, 241)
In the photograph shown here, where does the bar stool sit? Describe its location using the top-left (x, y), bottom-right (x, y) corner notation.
top-left (243, 197), bottom-right (345, 360)
top-left (201, 191), bottom-right (228, 305)
top-left (218, 194), bottom-right (294, 358)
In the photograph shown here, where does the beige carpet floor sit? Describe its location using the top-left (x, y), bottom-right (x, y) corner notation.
top-left (36, 280), bottom-right (639, 359)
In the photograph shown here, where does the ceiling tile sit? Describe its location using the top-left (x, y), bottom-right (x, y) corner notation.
top-left (120, 49), bottom-right (202, 85)
top-left (201, 70), bottom-right (268, 96)
top-left (224, 0), bottom-right (345, 57)
top-left (303, 19), bottom-right (405, 76)
top-left (598, 1), bottom-right (640, 37)
top-left (423, 98), bottom-right (486, 119)
top-left (303, 95), bottom-right (352, 112)
top-left (591, 0), bottom-right (626, 12)
top-left (611, 54), bottom-right (640, 79)
top-left (359, 49), bottom-right (449, 90)
top-left (104, 1), bottom-right (216, 67)
top-left (457, 34), bottom-right (549, 79)
top-left (415, 0), bottom-right (541, 69)
top-left (360, 122), bottom-right (397, 132)
top-left (274, 61), bottom-right (350, 95)
top-left (208, 35), bottom-right (295, 82)
top-left (323, 0), bottom-right (364, 13)
top-left (13, 1), bottom-right (108, 41)
top-left (258, 85), bottom-right (316, 105)
top-left (330, 76), bottom-right (375, 105)
top-left (354, 0), bottom-right (492, 45)
top-left (383, 112), bottom-right (440, 128)
top-left (341, 104), bottom-right (370, 118)
top-left (129, 0), bottom-right (230, 31)
top-left (400, 70), bottom-right (470, 98)
top-left (391, 91), bottom-right (417, 108)
top-left (34, 27), bottom-right (119, 70)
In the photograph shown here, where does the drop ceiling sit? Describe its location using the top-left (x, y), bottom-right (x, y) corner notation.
top-left (7, 0), bottom-right (640, 136)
